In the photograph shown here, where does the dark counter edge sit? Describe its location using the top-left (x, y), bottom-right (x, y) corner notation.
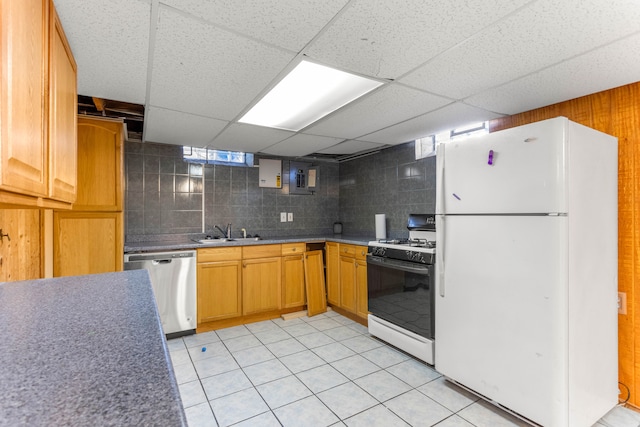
top-left (124, 235), bottom-right (374, 254)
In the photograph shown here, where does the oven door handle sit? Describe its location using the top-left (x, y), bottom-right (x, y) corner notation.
top-left (366, 255), bottom-right (432, 275)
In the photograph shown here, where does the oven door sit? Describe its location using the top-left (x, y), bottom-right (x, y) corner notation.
top-left (366, 254), bottom-right (434, 340)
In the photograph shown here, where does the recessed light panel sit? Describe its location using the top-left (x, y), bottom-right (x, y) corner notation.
top-left (239, 60), bottom-right (383, 131)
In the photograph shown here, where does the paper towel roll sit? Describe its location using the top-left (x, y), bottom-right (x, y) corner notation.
top-left (375, 214), bottom-right (386, 240)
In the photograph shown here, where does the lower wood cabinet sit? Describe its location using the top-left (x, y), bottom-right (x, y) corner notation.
top-left (242, 245), bottom-right (282, 315)
top-left (197, 247), bottom-right (242, 323)
top-left (282, 243), bottom-right (306, 308)
top-left (304, 249), bottom-right (327, 316)
top-left (0, 209), bottom-right (42, 281)
top-left (354, 245), bottom-right (368, 320)
top-left (325, 242), bottom-right (340, 306)
top-left (339, 252), bottom-right (357, 313)
top-left (328, 242), bottom-right (369, 322)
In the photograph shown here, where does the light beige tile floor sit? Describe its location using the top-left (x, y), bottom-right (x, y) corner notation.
top-left (167, 311), bottom-right (640, 427)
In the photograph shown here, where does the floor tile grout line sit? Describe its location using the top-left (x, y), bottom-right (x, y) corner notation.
top-left (176, 314), bottom-right (523, 427)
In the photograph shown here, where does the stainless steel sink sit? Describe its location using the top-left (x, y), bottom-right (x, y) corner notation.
top-left (194, 237), bottom-right (262, 245)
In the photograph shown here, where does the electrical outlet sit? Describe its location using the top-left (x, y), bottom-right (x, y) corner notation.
top-left (280, 212), bottom-right (287, 222)
top-left (619, 292), bottom-right (627, 315)
top-left (288, 212), bottom-right (293, 222)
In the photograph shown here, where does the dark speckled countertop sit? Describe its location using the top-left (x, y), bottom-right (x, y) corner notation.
top-left (124, 234), bottom-right (375, 253)
top-left (0, 270), bottom-right (187, 427)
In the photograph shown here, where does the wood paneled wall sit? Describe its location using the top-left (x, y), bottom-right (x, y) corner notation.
top-left (489, 81), bottom-right (640, 407)
top-left (0, 209), bottom-right (42, 281)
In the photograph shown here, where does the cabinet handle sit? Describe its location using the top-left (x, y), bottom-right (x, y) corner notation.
top-left (292, 248), bottom-right (296, 252)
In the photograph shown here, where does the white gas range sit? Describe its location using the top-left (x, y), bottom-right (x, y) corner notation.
top-left (366, 215), bottom-right (437, 365)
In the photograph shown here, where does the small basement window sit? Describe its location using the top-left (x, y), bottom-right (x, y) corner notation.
top-left (415, 121), bottom-right (489, 160)
top-left (183, 146), bottom-right (254, 167)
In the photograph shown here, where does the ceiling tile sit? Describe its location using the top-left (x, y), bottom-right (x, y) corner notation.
top-left (401, 0), bottom-right (640, 100)
top-left (161, 0), bottom-right (348, 52)
top-left (149, 5), bottom-right (295, 120)
top-left (144, 107), bottom-right (228, 147)
top-left (360, 102), bottom-right (503, 144)
top-left (465, 33), bottom-right (640, 115)
top-left (211, 124), bottom-right (294, 153)
top-left (305, 0), bottom-right (530, 79)
top-left (260, 134), bottom-right (344, 157)
top-left (305, 84), bottom-right (451, 139)
top-left (317, 140), bottom-right (387, 155)
top-left (53, 0), bottom-right (151, 104)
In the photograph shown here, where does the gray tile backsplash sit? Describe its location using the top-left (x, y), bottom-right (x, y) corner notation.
top-left (124, 141), bottom-right (435, 240)
top-left (338, 143), bottom-right (436, 239)
top-left (125, 141), bottom-right (340, 239)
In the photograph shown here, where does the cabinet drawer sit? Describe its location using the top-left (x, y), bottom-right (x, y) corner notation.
top-left (355, 245), bottom-right (368, 260)
top-left (198, 247), bottom-right (242, 262)
top-left (340, 244), bottom-right (356, 257)
top-left (243, 244), bottom-right (281, 259)
top-left (282, 243), bottom-right (305, 256)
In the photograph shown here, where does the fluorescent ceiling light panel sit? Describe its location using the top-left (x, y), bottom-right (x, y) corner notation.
top-left (239, 60), bottom-right (383, 131)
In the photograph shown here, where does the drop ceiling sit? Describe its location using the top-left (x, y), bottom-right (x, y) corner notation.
top-left (54, 0), bottom-right (640, 158)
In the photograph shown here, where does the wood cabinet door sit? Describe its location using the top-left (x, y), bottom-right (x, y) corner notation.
top-left (355, 259), bottom-right (368, 320)
top-left (197, 260), bottom-right (242, 323)
top-left (53, 211), bottom-right (123, 276)
top-left (304, 250), bottom-right (327, 317)
top-left (48, 4), bottom-right (77, 203)
top-left (75, 117), bottom-right (123, 211)
top-left (339, 255), bottom-right (356, 313)
top-left (282, 254), bottom-right (305, 308)
top-left (325, 242), bottom-right (340, 306)
top-left (0, 0), bottom-right (48, 197)
top-left (0, 209), bottom-right (42, 281)
top-left (243, 256), bottom-right (282, 315)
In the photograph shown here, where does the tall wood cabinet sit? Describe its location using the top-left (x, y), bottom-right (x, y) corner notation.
top-left (53, 117), bottom-right (124, 276)
top-left (0, 0), bottom-right (77, 208)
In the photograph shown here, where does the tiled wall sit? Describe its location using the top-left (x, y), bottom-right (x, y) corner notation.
top-left (124, 140), bottom-right (436, 240)
top-left (339, 142), bottom-right (436, 239)
top-left (124, 141), bottom-right (339, 239)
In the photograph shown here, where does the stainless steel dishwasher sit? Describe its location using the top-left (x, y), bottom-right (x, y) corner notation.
top-left (124, 250), bottom-right (197, 338)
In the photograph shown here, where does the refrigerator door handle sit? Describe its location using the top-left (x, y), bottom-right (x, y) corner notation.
top-left (436, 215), bottom-right (445, 298)
top-left (436, 144), bottom-right (445, 215)
top-left (436, 146), bottom-right (446, 297)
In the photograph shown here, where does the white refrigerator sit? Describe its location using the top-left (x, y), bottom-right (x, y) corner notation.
top-left (434, 117), bottom-right (618, 427)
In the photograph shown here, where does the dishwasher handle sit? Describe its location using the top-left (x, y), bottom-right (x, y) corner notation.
top-left (152, 259), bottom-right (173, 265)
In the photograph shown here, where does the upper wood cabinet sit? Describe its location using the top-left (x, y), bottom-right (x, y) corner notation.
top-left (48, 4), bottom-right (77, 203)
top-left (75, 117), bottom-right (124, 211)
top-left (0, 0), bottom-right (77, 207)
top-left (0, 0), bottom-right (48, 199)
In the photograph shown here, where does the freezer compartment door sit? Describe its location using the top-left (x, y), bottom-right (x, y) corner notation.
top-left (435, 215), bottom-right (568, 427)
top-left (436, 117), bottom-right (567, 215)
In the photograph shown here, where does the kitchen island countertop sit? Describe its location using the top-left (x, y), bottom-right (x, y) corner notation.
top-left (0, 270), bottom-right (186, 426)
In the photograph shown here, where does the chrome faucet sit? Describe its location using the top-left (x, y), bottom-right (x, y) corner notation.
top-left (215, 224), bottom-right (232, 239)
